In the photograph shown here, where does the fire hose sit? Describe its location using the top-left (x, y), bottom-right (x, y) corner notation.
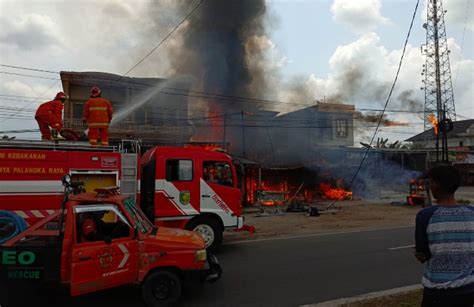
top-left (0, 211), bottom-right (27, 244)
top-left (58, 128), bottom-right (82, 141)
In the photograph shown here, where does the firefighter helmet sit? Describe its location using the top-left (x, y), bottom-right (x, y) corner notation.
top-left (90, 86), bottom-right (101, 97)
top-left (55, 92), bottom-right (67, 101)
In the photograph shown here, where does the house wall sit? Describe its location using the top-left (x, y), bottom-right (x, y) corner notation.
top-left (411, 136), bottom-right (474, 149)
top-left (273, 103), bottom-right (355, 150)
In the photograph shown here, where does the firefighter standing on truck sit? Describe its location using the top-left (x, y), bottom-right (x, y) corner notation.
top-left (35, 92), bottom-right (67, 141)
top-left (83, 86), bottom-right (113, 146)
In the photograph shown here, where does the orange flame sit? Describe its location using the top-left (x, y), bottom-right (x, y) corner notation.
top-left (319, 183), bottom-right (352, 200)
top-left (427, 113), bottom-right (438, 135)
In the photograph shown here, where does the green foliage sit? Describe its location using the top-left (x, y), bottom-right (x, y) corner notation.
top-left (359, 138), bottom-right (409, 149)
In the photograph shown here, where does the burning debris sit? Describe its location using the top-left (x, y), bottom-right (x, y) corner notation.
top-left (242, 166), bottom-right (355, 207)
top-left (407, 178), bottom-right (432, 207)
top-left (319, 183), bottom-right (353, 201)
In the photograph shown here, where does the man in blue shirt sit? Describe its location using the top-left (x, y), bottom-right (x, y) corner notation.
top-left (415, 165), bottom-right (474, 307)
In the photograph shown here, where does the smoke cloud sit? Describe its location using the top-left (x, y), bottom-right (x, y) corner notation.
top-left (354, 111), bottom-right (409, 127)
top-left (169, 0), bottom-right (267, 108)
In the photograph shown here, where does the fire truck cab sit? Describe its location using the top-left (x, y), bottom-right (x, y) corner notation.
top-left (140, 147), bottom-right (243, 251)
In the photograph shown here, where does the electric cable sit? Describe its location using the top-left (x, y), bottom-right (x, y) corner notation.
top-left (120, 0), bottom-right (204, 78)
top-left (327, 0), bottom-right (421, 209)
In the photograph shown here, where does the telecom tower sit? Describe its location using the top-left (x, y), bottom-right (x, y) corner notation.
top-left (421, 0), bottom-right (456, 163)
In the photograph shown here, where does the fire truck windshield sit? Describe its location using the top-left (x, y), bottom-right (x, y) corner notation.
top-left (123, 199), bottom-right (153, 234)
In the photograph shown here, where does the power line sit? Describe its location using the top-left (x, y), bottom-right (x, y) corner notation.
top-left (0, 71), bottom-right (59, 80)
top-left (0, 100), bottom-right (430, 117)
top-left (328, 0), bottom-right (421, 209)
top-left (0, 64), bottom-right (58, 74)
top-left (0, 63), bottom-right (428, 111)
top-left (0, 80), bottom-right (60, 124)
top-left (0, 105), bottom-right (425, 127)
top-left (120, 0), bottom-right (204, 78)
top-left (453, 0), bottom-right (471, 92)
top-left (0, 94), bottom-right (46, 99)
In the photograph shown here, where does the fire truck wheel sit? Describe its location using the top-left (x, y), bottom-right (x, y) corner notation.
top-left (186, 216), bottom-right (223, 251)
top-left (142, 270), bottom-right (182, 307)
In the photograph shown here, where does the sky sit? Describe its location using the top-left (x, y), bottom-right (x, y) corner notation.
top-left (0, 0), bottom-right (472, 144)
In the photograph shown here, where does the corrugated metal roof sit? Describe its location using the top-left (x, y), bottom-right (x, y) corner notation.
top-left (406, 119), bottom-right (474, 142)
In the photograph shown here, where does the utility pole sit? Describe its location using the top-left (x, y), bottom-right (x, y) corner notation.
top-left (421, 0), bottom-right (456, 163)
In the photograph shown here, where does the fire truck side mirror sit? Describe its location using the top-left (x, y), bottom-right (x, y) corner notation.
top-left (61, 174), bottom-right (72, 187)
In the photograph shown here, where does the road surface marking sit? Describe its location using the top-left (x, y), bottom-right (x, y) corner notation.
top-left (389, 244), bottom-right (415, 250)
top-left (225, 225), bottom-right (414, 245)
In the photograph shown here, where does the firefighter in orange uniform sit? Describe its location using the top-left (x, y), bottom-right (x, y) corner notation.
top-left (83, 86), bottom-right (113, 146)
top-left (35, 92), bottom-right (67, 141)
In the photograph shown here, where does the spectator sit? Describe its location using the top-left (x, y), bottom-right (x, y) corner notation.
top-left (414, 165), bottom-right (474, 307)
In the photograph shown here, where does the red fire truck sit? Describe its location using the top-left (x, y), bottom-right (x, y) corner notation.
top-left (0, 140), bottom-right (245, 250)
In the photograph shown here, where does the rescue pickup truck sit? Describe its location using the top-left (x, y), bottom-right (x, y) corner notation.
top-left (0, 140), bottom-right (248, 250)
top-left (0, 176), bottom-right (221, 307)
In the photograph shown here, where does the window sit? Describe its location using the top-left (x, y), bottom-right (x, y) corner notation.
top-left (336, 119), bottom-right (348, 138)
top-left (203, 161), bottom-right (234, 187)
top-left (74, 206), bottom-right (131, 243)
top-left (123, 199), bottom-right (153, 234)
top-left (319, 119), bottom-right (332, 140)
top-left (166, 160), bottom-right (193, 181)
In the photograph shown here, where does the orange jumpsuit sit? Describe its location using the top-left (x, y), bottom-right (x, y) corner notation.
top-left (83, 97), bottom-right (113, 146)
top-left (35, 99), bottom-right (63, 140)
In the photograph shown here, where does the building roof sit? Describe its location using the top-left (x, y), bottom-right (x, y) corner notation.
top-left (406, 119), bottom-right (474, 142)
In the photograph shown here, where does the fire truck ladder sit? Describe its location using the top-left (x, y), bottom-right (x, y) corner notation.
top-left (119, 140), bottom-right (140, 202)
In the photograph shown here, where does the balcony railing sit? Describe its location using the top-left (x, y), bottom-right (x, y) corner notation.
top-left (64, 119), bottom-right (185, 134)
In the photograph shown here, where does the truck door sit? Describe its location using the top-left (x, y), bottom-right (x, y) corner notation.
top-left (70, 205), bottom-right (139, 296)
top-left (155, 158), bottom-right (200, 219)
top-left (200, 161), bottom-right (242, 227)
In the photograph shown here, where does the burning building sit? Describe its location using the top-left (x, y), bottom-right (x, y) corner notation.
top-left (60, 71), bottom-right (192, 145)
top-left (60, 70), bottom-right (359, 204)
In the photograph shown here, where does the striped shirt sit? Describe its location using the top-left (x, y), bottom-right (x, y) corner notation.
top-left (415, 204), bottom-right (474, 295)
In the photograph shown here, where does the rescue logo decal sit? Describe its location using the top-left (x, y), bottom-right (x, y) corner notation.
top-left (179, 191), bottom-right (191, 205)
top-left (2, 250), bottom-right (42, 280)
top-left (155, 180), bottom-right (199, 215)
top-left (97, 247), bottom-right (114, 270)
top-left (211, 194), bottom-right (231, 214)
top-left (199, 178), bottom-right (238, 227)
top-left (101, 156), bottom-right (118, 167)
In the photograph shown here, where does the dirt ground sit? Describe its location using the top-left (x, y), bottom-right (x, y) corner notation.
top-left (343, 290), bottom-right (422, 307)
top-left (225, 186), bottom-right (474, 242)
top-left (225, 201), bottom-right (419, 242)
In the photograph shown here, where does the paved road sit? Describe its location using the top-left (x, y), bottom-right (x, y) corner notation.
top-left (8, 226), bottom-right (422, 307)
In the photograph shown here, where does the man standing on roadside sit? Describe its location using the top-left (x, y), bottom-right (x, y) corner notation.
top-left (83, 86), bottom-right (113, 146)
top-left (414, 165), bottom-right (474, 307)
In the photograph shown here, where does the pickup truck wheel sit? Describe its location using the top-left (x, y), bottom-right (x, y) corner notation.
top-left (186, 217), bottom-right (223, 251)
top-left (0, 281), bottom-right (8, 306)
top-left (142, 270), bottom-right (182, 307)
